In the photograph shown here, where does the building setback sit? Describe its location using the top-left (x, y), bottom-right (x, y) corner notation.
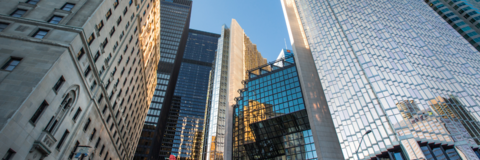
top-left (134, 0), bottom-right (192, 160)
top-left (0, 0), bottom-right (160, 159)
top-left (202, 19), bottom-right (268, 160)
top-left (282, 0), bottom-right (480, 159)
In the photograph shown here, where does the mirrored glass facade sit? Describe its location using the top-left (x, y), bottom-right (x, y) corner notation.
top-left (282, 0), bottom-right (480, 159)
top-left (158, 29), bottom-right (220, 159)
top-left (233, 53), bottom-right (318, 160)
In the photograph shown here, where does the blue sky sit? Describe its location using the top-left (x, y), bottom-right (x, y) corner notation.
top-left (189, 0), bottom-right (292, 62)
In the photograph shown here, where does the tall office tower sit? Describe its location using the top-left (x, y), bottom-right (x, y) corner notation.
top-left (155, 29), bottom-right (220, 160)
top-left (282, 0), bottom-right (480, 159)
top-left (134, 0), bottom-right (191, 159)
top-left (202, 19), bottom-right (268, 160)
top-left (0, 0), bottom-right (159, 159)
top-left (425, 0), bottom-right (480, 52)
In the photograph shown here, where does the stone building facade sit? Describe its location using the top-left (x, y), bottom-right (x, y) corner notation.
top-left (0, 0), bottom-right (160, 159)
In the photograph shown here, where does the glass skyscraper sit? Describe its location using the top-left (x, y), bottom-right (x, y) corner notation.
top-left (203, 19), bottom-right (268, 160)
top-left (233, 50), bottom-right (319, 160)
top-left (135, 0), bottom-right (192, 159)
top-left (158, 29), bottom-right (220, 159)
top-left (282, 0), bottom-right (480, 159)
top-left (425, 0), bottom-right (480, 52)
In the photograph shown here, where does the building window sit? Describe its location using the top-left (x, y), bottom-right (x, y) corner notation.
top-left (0, 22), bottom-right (9, 32)
top-left (116, 16), bottom-right (122, 25)
top-left (61, 3), bottom-right (75, 11)
top-left (77, 48), bottom-right (85, 60)
top-left (10, 9), bottom-right (27, 17)
top-left (125, 22), bottom-right (130, 30)
top-left (2, 149), bottom-right (16, 160)
top-left (106, 53), bottom-right (112, 62)
top-left (106, 9), bottom-right (112, 20)
top-left (109, 27), bottom-right (116, 37)
top-left (90, 81), bottom-right (97, 90)
top-left (95, 138), bottom-right (101, 148)
top-left (32, 29), bottom-right (48, 39)
top-left (72, 107), bottom-right (82, 121)
top-left (29, 100), bottom-right (48, 124)
top-left (48, 15), bottom-right (63, 24)
top-left (90, 128), bottom-right (96, 140)
top-left (87, 33), bottom-right (95, 45)
top-left (119, 31), bottom-right (124, 40)
top-left (83, 118), bottom-right (91, 131)
top-left (84, 66), bottom-right (91, 77)
top-left (99, 145), bottom-right (105, 155)
top-left (113, 0), bottom-right (119, 8)
top-left (123, 7), bottom-right (128, 15)
top-left (2, 57), bottom-right (22, 71)
top-left (68, 141), bottom-right (80, 159)
top-left (129, 0), bottom-right (133, 6)
top-left (97, 20), bottom-right (104, 31)
top-left (97, 94), bottom-right (103, 103)
top-left (123, 45), bottom-right (128, 53)
top-left (98, 66), bottom-right (105, 76)
top-left (52, 76), bottom-right (65, 92)
top-left (113, 41), bottom-right (119, 51)
top-left (102, 38), bottom-right (108, 49)
top-left (56, 130), bottom-right (70, 149)
top-left (94, 51), bottom-right (100, 62)
top-left (26, 0), bottom-right (40, 5)
top-left (104, 152), bottom-right (109, 160)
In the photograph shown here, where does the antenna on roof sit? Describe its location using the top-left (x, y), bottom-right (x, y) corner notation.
top-left (284, 38), bottom-right (288, 49)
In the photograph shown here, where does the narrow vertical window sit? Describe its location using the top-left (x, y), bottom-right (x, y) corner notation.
top-left (97, 20), bottom-right (104, 31)
top-left (2, 57), bottom-right (22, 71)
top-left (113, 0), bottom-right (119, 8)
top-left (52, 76), bottom-right (65, 92)
top-left (10, 9), bottom-right (27, 17)
top-left (72, 107), bottom-right (82, 121)
top-left (2, 149), bottom-right (16, 160)
top-left (83, 118), bottom-right (91, 131)
top-left (68, 141), bottom-right (80, 159)
top-left (105, 9), bottom-right (112, 19)
top-left (84, 66), bottom-right (91, 76)
top-left (104, 152), bottom-right (109, 160)
top-left (56, 130), bottom-right (70, 149)
top-left (95, 138), bottom-right (101, 148)
top-left (32, 29), bottom-right (48, 39)
top-left (93, 51), bottom-right (100, 62)
top-left (48, 15), bottom-right (63, 24)
top-left (30, 100), bottom-right (48, 124)
top-left (76, 48), bottom-right (85, 60)
top-left (97, 94), bottom-right (103, 103)
top-left (99, 145), bottom-right (105, 155)
top-left (61, 3), bottom-right (75, 11)
top-left (87, 33), bottom-right (95, 45)
top-left (109, 27), bottom-right (116, 37)
top-left (90, 81), bottom-right (97, 90)
top-left (90, 128), bottom-right (96, 140)
top-left (102, 38), bottom-right (108, 49)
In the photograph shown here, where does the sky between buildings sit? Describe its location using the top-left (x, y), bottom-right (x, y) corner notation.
top-left (189, 0), bottom-right (292, 61)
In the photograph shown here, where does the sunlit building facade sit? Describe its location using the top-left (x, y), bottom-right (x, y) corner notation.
top-left (135, 0), bottom-right (192, 160)
top-left (282, 0), bottom-right (480, 159)
top-left (0, 0), bottom-right (160, 159)
top-left (202, 19), bottom-right (269, 160)
top-left (233, 51), bottom-right (320, 160)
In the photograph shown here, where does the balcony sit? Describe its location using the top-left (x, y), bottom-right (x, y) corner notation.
top-left (30, 130), bottom-right (57, 156)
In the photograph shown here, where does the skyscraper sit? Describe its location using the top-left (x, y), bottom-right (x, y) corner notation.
top-left (233, 49), bottom-right (340, 160)
top-left (135, 0), bottom-right (192, 159)
top-left (0, 0), bottom-right (159, 159)
top-left (157, 29), bottom-right (220, 159)
top-left (282, 0), bottom-right (480, 159)
top-left (202, 19), bottom-right (269, 160)
top-left (425, 0), bottom-right (480, 52)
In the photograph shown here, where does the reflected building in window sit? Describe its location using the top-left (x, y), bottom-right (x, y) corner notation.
top-left (202, 19), bottom-right (269, 160)
top-left (282, 0), bottom-right (480, 159)
top-left (233, 50), bottom-right (322, 160)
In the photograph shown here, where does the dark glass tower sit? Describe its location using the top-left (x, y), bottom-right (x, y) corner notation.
top-left (135, 0), bottom-right (192, 159)
top-left (158, 29), bottom-right (220, 159)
